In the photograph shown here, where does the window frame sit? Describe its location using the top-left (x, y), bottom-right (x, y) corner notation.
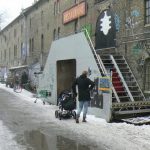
top-left (145, 0), bottom-right (150, 24)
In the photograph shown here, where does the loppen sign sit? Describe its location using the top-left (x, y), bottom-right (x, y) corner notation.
top-left (63, 1), bottom-right (86, 24)
top-left (99, 77), bottom-right (111, 92)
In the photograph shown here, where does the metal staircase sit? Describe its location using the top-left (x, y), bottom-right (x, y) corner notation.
top-left (83, 29), bottom-right (150, 122)
top-left (98, 53), bottom-right (150, 120)
top-left (100, 54), bottom-right (146, 102)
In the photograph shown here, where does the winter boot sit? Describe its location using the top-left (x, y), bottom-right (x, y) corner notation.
top-left (82, 117), bottom-right (87, 122)
top-left (76, 115), bottom-right (79, 123)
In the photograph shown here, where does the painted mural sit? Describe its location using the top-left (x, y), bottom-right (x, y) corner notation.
top-left (125, 9), bottom-right (140, 30)
top-left (95, 9), bottom-right (116, 49)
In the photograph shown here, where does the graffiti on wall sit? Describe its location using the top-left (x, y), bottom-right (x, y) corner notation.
top-left (131, 42), bottom-right (143, 55)
top-left (114, 13), bottom-right (120, 32)
top-left (132, 40), bottom-right (150, 55)
top-left (125, 9), bottom-right (140, 29)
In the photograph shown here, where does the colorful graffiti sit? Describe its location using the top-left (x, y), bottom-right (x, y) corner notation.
top-left (125, 9), bottom-right (140, 29)
top-left (132, 42), bottom-right (142, 54)
top-left (114, 13), bottom-right (120, 32)
top-left (131, 10), bottom-right (140, 17)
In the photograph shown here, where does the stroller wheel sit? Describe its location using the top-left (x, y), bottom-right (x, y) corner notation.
top-left (59, 112), bottom-right (62, 120)
top-left (55, 110), bottom-right (59, 118)
top-left (72, 111), bottom-right (76, 119)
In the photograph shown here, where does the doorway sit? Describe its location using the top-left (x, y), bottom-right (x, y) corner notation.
top-left (57, 59), bottom-right (76, 98)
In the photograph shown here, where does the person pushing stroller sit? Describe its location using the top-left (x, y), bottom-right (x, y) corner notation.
top-left (72, 71), bottom-right (95, 123)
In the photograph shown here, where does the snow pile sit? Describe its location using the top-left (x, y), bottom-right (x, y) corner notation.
top-left (0, 120), bottom-right (26, 150)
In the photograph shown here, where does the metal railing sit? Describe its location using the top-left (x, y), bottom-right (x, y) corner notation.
top-left (82, 28), bottom-right (120, 102)
top-left (122, 55), bottom-right (146, 101)
top-left (110, 55), bottom-right (134, 102)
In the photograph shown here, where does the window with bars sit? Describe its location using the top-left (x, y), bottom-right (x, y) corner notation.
top-left (144, 59), bottom-right (150, 91)
top-left (145, 0), bottom-right (150, 24)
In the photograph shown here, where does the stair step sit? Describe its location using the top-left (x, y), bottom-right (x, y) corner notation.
top-left (113, 81), bottom-right (123, 83)
top-left (125, 81), bottom-right (136, 83)
top-left (101, 58), bottom-right (111, 61)
top-left (113, 91), bottom-right (126, 93)
top-left (117, 96), bottom-right (130, 98)
top-left (117, 63), bottom-right (127, 66)
top-left (121, 71), bottom-right (131, 73)
top-left (119, 68), bottom-right (130, 71)
top-left (116, 63), bottom-right (127, 65)
top-left (130, 91), bottom-right (141, 93)
top-left (128, 85), bottom-right (138, 88)
top-left (103, 62), bottom-right (113, 64)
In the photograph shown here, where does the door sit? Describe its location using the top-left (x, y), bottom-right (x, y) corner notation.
top-left (57, 59), bottom-right (76, 99)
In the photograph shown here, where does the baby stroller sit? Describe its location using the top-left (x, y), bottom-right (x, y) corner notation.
top-left (55, 90), bottom-right (76, 120)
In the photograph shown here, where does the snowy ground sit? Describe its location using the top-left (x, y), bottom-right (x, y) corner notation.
top-left (1, 83), bottom-right (150, 150)
top-left (0, 120), bottom-right (26, 150)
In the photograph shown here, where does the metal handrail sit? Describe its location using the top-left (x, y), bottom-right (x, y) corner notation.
top-left (82, 28), bottom-right (120, 102)
top-left (122, 56), bottom-right (146, 101)
top-left (97, 55), bottom-right (120, 102)
top-left (110, 55), bottom-right (134, 102)
top-left (82, 29), bottom-right (104, 75)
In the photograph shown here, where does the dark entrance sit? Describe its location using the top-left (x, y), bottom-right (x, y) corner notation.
top-left (57, 59), bottom-right (76, 97)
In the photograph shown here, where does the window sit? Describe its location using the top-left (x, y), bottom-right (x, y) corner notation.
top-left (30, 18), bottom-right (32, 28)
top-left (58, 27), bottom-right (60, 39)
top-left (41, 11), bottom-right (43, 25)
top-left (74, 20), bottom-right (78, 33)
top-left (54, 2), bottom-right (57, 15)
top-left (57, 0), bottom-right (60, 13)
top-left (21, 24), bottom-right (23, 35)
top-left (54, 0), bottom-right (60, 15)
top-left (41, 34), bottom-right (44, 51)
top-left (144, 59), bottom-right (150, 91)
top-left (21, 43), bottom-right (23, 57)
top-left (14, 29), bottom-right (16, 37)
top-left (29, 38), bottom-right (34, 55)
top-left (29, 39), bottom-right (32, 54)
top-left (32, 38), bottom-right (34, 53)
top-left (9, 48), bottom-right (10, 61)
top-left (14, 45), bottom-right (17, 58)
top-left (145, 0), bottom-right (150, 24)
top-left (53, 29), bottom-right (56, 40)
top-left (4, 49), bottom-right (6, 61)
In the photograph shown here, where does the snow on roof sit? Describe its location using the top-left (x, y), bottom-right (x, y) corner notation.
top-left (9, 65), bottom-right (28, 70)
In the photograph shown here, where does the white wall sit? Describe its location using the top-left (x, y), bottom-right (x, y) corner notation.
top-left (37, 32), bottom-right (112, 121)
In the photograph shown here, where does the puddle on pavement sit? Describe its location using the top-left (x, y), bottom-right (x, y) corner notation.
top-left (24, 130), bottom-right (96, 150)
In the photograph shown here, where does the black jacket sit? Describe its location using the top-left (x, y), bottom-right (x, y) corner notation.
top-left (72, 74), bottom-right (95, 101)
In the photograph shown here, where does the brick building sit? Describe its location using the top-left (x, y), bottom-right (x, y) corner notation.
top-left (0, 0), bottom-right (150, 95)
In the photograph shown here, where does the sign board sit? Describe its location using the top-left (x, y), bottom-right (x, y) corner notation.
top-left (99, 77), bottom-right (111, 92)
top-left (63, 1), bottom-right (86, 24)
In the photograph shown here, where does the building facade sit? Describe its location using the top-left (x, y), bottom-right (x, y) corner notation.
top-left (0, 0), bottom-right (150, 94)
